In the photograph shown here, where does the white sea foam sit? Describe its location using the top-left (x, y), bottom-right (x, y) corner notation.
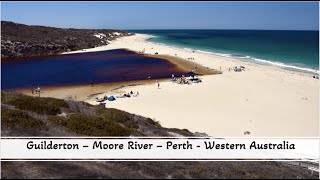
top-left (194, 50), bottom-right (318, 73)
top-left (251, 57), bottom-right (319, 74)
top-left (138, 33), bottom-right (156, 40)
top-left (142, 34), bottom-right (319, 74)
top-left (195, 50), bottom-right (232, 57)
top-left (183, 48), bottom-right (193, 51)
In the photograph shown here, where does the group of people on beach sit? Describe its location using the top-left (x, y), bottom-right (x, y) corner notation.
top-left (123, 91), bottom-right (139, 98)
top-left (178, 75), bottom-right (189, 84)
top-left (171, 74), bottom-right (192, 85)
top-left (227, 66), bottom-right (246, 72)
top-left (95, 90), bottom-right (140, 103)
top-left (31, 86), bottom-right (41, 95)
top-left (187, 57), bottom-right (195, 60)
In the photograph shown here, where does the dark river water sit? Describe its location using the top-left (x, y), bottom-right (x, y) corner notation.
top-left (1, 49), bottom-right (185, 89)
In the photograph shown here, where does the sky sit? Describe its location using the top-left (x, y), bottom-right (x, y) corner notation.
top-left (1, 1), bottom-right (319, 30)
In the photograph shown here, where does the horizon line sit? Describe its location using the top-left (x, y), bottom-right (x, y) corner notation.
top-left (2, 20), bottom-right (318, 31)
top-left (126, 28), bottom-right (319, 31)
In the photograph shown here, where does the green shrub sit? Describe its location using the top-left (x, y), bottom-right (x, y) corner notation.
top-left (6, 95), bottom-right (68, 115)
top-left (48, 113), bottom-right (133, 136)
top-left (124, 120), bottom-right (139, 129)
top-left (96, 108), bottom-right (133, 123)
top-left (146, 118), bottom-right (162, 128)
top-left (155, 123), bottom-right (162, 128)
top-left (1, 109), bottom-right (48, 130)
top-left (146, 118), bottom-right (156, 125)
top-left (47, 115), bottom-right (67, 126)
top-left (1, 91), bottom-right (18, 104)
top-left (2, 92), bottom-right (140, 136)
top-left (183, 129), bottom-right (191, 133)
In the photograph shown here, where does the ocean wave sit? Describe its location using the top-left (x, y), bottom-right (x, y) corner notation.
top-left (194, 50), bottom-right (318, 73)
top-left (138, 33), bottom-right (157, 40)
top-left (142, 34), bottom-right (319, 74)
top-left (183, 47), bottom-right (193, 51)
top-left (251, 58), bottom-right (319, 74)
top-left (195, 50), bottom-right (231, 57)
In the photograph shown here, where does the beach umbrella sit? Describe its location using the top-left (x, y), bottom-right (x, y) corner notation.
top-left (185, 71), bottom-right (199, 79)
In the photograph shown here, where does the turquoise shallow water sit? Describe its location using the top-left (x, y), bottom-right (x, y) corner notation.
top-left (130, 30), bottom-right (319, 73)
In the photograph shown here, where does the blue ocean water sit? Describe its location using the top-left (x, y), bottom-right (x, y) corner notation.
top-left (130, 30), bottom-right (319, 73)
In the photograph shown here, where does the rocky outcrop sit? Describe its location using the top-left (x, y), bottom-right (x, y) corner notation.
top-left (1, 21), bottom-right (133, 59)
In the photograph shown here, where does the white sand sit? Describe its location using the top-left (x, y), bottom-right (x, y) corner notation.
top-left (62, 34), bottom-right (319, 137)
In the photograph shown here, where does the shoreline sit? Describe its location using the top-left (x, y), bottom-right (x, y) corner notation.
top-left (143, 34), bottom-right (319, 75)
top-left (15, 79), bottom-right (165, 101)
top-left (12, 33), bottom-right (319, 137)
top-left (63, 33), bottom-right (318, 77)
top-left (8, 47), bottom-right (220, 101)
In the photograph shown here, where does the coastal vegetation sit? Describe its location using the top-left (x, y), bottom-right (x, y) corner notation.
top-left (2, 109), bottom-right (48, 131)
top-left (1, 91), bottom-right (317, 179)
top-left (1, 91), bottom-right (193, 137)
top-left (1, 21), bottom-right (133, 59)
top-left (47, 114), bottom-right (133, 136)
top-left (2, 92), bottom-right (68, 115)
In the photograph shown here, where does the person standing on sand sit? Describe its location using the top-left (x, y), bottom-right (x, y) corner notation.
top-left (157, 81), bottom-right (160, 89)
top-left (32, 88), bottom-right (34, 94)
top-left (37, 86), bottom-right (41, 97)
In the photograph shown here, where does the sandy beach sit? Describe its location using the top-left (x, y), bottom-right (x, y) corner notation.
top-left (20, 33), bottom-right (319, 137)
